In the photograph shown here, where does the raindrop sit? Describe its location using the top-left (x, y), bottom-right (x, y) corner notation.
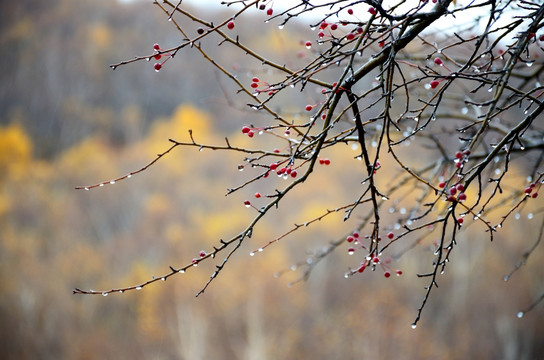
top-left (258, 248), bottom-right (263, 252)
top-left (348, 249), bottom-right (355, 255)
top-left (526, 61), bottom-right (534, 67)
top-left (290, 84), bottom-right (295, 88)
top-left (528, 213), bottom-right (534, 219)
top-left (110, 180), bottom-right (115, 184)
top-left (278, 24), bottom-right (284, 30)
top-left (462, 107), bottom-right (468, 114)
top-left (437, 49), bottom-right (442, 54)
top-left (411, 323), bottom-right (417, 329)
top-left (382, 196), bottom-right (388, 200)
top-left (127, 174), bottom-right (132, 178)
top-left (102, 292), bottom-right (108, 296)
top-left (495, 168), bottom-right (501, 175)
top-left (119, 290), bottom-right (124, 293)
top-left (400, 208), bottom-right (406, 214)
top-left (168, 17), bottom-right (172, 22)
top-left (515, 213), bottom-right (521, 220)
top-left (310, 26), bottom-right (316, 31)
top-left (99, 184), bottom-right (104, 187)
top-left (178, 269), bottom-right (185, 274)
top-left (517, 311), bottom-right (524, 318)
top-left (389, 207), bottom-right (395, 214)
top-left (488, 87), bottom-right (493, 92)
top-left (503, 275), bottom-right (510, 282)
top-left (250, 252), bottom-right (255, 256)
top-left (431, 115), bottom-right (436, 121)
top-left (290, 265), bottom-right (297, 271)
top-left (84, 187), bottom-right (89, 191)
top-left (136, 286), bottom-right (142, 290)
top-left (344, 273), bottom-right (349, 278)
top-left (146, 58), bottom-right (150, 62)
top-left (161, 277), bottom-right (166, 281)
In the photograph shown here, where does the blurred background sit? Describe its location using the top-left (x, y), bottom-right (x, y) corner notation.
top-left (1, 0), bottom-right (543, 359)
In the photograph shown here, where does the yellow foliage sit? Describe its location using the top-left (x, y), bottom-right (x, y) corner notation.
top-left (89, 23), bottom-right (112, 49)
top-left (148, 104), bottom-right (212, 146)
top-left (0, 123), bottom-right (33, 177)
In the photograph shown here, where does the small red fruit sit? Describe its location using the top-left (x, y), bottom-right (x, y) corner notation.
top-left (330, 23), bottom-right (338, 31)
top-left (290, 170), bottom-right (297, 178)
top-left (372, 257), bottom-right (380, 264)
top-left (305, 41), bottom-right (312, 48)
top-left (384, 271), bottom-right (391, 278)
top-left (241, 126), bottom-right (251, 134)
top-left (347, 235), bottom-right (354, 243)
top-left (154, 63), bottom-right (162, 71)
top-left (244, 200), bottom-right (251, 206)
top-left (227, 21), bottom-right (235, 30)
top-left (357, 264), bottom-right (366, 273)
top-left (305, 105), bottom-right (313, 111)
top-left (430, 80), bottom-right (440, 89)
top-left (449, 187), bottom-right (457, 195)
top-left (396, 270), bottom-right (402, 276)
top-left (524, 187), bottom-right (532, 194)
top-left (153, 43), bottom-right (160, 50)
top-left (532, 192), bottom-right (539, 198)
top-left (266, 8), bottom-right (273, 16)
top-left (457, 217), bottom-right (464, 224)
top-left (197, 27), bottom-right (205, 35)
top-left (259, 4), bottom-right (266, 10)
top-left (199, 250), bottom-right (206, 257)
top-left (387, 232), bottom-right (394, 239)
top-left (368, 7), bottom-right (377, 15)
top-left (352, 231), bottom-right (360, 239)
top-left (456, 184), bottom-right (464, 192)
top-left (320, 22), bottom-right (328, 29)
top-left (346, 33), bottom-right (355, 41)
top-left (251, 82), bottom-right (259, 88)
top-left (255, 192), bottom-right (261, 198)
top-left (438, 182), bottom-right (446, 189)
top-left (455, 151), bottom-right (463, 159)
top-left (347, 8), bottom-right (354, 15)
top-left (269, 163), bottom-right (278, 170)
top-left (434, 57), bottom-right (444, 66)
top-left (458, 193), bottom-right (467, 201)
top-left (247, 131), bottom-right (255, 138)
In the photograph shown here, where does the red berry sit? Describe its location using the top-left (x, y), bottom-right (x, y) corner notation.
top-left (199, 250), bottom-right (206, 257)
top-left (227, 21), bottom-right (235, 30)
top-left (356, 27), bottom-right (363, 34)
top-left (244, 200), bottom-right (251, 206)
top-left (197, 27), bottom-right (205, 35)
top-left (347, 235), bottom-right (354, 243)
top-left (396, 270), bottom-right (402, 276)
top-left (372, 257), bottom-right (380, 264)
top-left (384, 271), bottom-right (391, 278)
top-left (458, 193), bottom-right (467, 201)
top-left (352, 231), bottom-right (359, 239)
top-left (153, 43), bottom-right (160, 50)
top-left (318, 31), bottom-right (325, 38)
top-left (255, 192), bottom-right (261, 198)
top-left (319, 159), bottom-right (325, 165)
top-left (251, 82), bottom-right (259, 88)
top-left (241, 126), bottom-right (251, 134)
top-left (273, 148), bottom-right (280, 153)
top-left (532, 192), bottom-right (539, 198)
top-left (324, 159), bottom-right (330, 165)
top-left (379, 40), bottom-right (385, 47)
top-left (247, 131), bottom-right (254, 138)
top-left (267, 8), bottom-right (273, 16)
top-left (434, 57), bottom-right (444, 66)
top-left (269, 163), bottom-right (278, 170)
top-left (457, 217), bottom-right (464, 224)
top-left (277, 168), bottom-right (285, 175)
top-left (320, 22), bottom-right (328, 29)
top-left (387, 232), bottom-right (394, 239)
top-left (447, 195), bottom-right (456, 202)
top-left (449, 187), bottom-right (457, 195)
top-left (305, 41), bottom-right (312, 48)
top-left (305, 105), bottom-right (313, 111)
top-left (456, 162), bottom-right (463, 169)
top-left (259, 4), bottom-right (266, 10)
top-left (368, 7), bottom-right (377, 15)
top-left (252, 77), bottom-right (259, 82)
top-left (347, 8), bottom-right (354, 15)
top-left (346, 33), bottom-right (355, 41)
top-left (430, 80), bottom-right (440, 89)
top-left (456, 183), bottom-right (464, 192)
top-left (330, 23), bottom-right (338, 31)
top-left (290, 170), bottom-right (297, 178)
top-left (463, 149), bottom-right (471, 156)
top-left (524, 187), bottom-right (532, 194)
top-left (154, 54), bottom-right (162, 60)
top-left (529, 183), bottom-right (536, 188)
top-left (455, 151), bottom-right (464, 159)
top-left (154, 63), bottom-right (162, 71)
top-left (348, 247), bottom-right (355, 254)
top-left (528, 32), bottom-right (536, 39)
top-left (540, 34), bottom-right (544, 42)
top-left (438, 182), bottom-right (446, 189)
top-left (357, 264), bottom-right (366, 273)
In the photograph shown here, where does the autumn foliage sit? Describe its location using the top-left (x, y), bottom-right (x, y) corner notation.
top-left (2, 0), bottom-right (544, 359)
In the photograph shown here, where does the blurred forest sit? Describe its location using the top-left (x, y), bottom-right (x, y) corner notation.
top-left (1, 0), bottom-right (543, 359)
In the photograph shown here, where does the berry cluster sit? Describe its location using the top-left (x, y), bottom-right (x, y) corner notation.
top-left (524, 182), bottom-right (540, 198)
top-left (151, 43), bottom-right (172, 72)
